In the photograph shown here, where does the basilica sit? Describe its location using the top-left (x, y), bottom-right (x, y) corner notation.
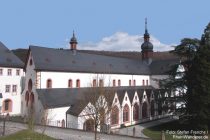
top-left (0, 22), bottom-right (180, 131)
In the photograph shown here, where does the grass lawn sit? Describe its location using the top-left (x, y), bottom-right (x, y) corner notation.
top-left (0, 129), bottom-right (55, 140)
top-left (143, 120), bottom-right (209, 140)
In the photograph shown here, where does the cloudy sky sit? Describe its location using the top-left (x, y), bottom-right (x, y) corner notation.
top-left (78, 32), bottom-right (175, 51)
top-left (0, 0), bottom-right (209, 51)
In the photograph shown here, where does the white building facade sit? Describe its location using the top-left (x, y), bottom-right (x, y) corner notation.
top-left (0, 42), bottom-right (24, 115)
top-left (21, 28), bottom-right (179, 131)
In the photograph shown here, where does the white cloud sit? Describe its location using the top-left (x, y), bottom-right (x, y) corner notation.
top-left (78, 32), bottom-right (175, 52)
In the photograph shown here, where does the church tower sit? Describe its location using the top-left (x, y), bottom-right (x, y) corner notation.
top-left (141, 18), bottom-right (153, 64)
top-left (70, 31), bottom-right (78, 50)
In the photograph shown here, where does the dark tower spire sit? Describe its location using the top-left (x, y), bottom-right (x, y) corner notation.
top-left (70, 30), bottom-right (78, 50)
top-left (144, 18), bottom-right (150, 42)
top-left (141, 18), bottom-right (153, 64)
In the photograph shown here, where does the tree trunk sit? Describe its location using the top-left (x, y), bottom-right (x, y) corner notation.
top-left (94, 124), bottom-right (97, 140)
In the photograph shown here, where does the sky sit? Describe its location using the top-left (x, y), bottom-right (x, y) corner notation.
top-left (0, 0), bottom-right (209, 51)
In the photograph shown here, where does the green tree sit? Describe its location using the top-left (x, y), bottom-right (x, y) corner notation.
top-left (161, 23), bottom-right (210, 130)
top-left (185, 23), bottom-right (210, 130)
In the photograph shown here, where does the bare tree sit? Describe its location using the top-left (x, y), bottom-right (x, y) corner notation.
top-left (79, 76), bottom-right (115, 140)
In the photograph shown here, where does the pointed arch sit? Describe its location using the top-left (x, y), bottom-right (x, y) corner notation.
top-left (142, 102), bottom-right (148, 119)
top-left (133, 103), bottom-right (139, 121)
top-left (123, 104), bottom-right (130, 122)
top-left (28, 79), bottom-right (32, 92)
top-left (151, 100), bottom-right (155, 117)
top-left (111, 106), bottom-right (119, 125)
top-left (83, 119), bottom-right (94, 131)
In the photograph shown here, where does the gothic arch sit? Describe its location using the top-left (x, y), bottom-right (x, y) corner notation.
top-left (142, 102), bottom-right (148, 119)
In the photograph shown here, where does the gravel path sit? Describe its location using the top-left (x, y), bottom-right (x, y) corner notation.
top-left (0, 121), bottom-right (149, 140)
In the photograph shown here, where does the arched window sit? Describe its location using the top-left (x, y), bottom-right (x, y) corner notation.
top-left (111, 106), bottom-right (119, 125)
top-left (129, 80), bottom-right (132, 86)
top-left (61, 119), bottom-right (65, 128)
top-left (83, 119), bottom-right (94, 131)
top-left (28, 79), bottom-right (32, 92)
top-left (3, 99), bottom-right (12, 112)
top-left (47, 79), bottom-right (52, 88)
top-left (113, 79), bottom-right (116, 87)
top-left (133, 80), bottom-right (136, 86)
top-left (142, 102), bottom-right (148, 119)
top-left (146, 80), bottom-right (149, 86)
top-left (68, 79), bottom-right (73, 88)
top-left (133, 103), bottom-right (139, 121)
top-left (142, 80), bottom-right (145, 86)
top-left (123, 104), bottom-right (129, 122)
top-left (99, 79), bottom-right (104, 87)
top-left (118, 80), bottom-right (121, 86)
top-left (151, 100), bottom-right (155, 117)
top-left (93, 79), bottom-right (96, 87)
top-left (29, 59), bottom-right (33, 65)
top-left (30, 92), bottom-right (34, 103)
top-left (25, 91), bottom-right (29, 106)
top-left (76, 79), bottom-right (80, 88)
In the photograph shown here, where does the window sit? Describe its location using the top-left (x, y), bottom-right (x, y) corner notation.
top-left (118, 80), bottom-right (121, 86)
top-left (7, 69), bottom-right (12, 76)
top-left (133, 103), bottom-right (139, 121)
top-left (68, 79), bottom-right (73, 88)
top-left (12, 85), bottom-right (17, 92)
top-left (99, 79), bottom-right (104, 87)
top-left (113, 80), bottom-right (116, 87)
top-left (125, 97), bottom-right (127, 101)
top-left (29, 59), bottom-right (33, 65)
top-left (146, 80), bottom-right (148, 86)
top-left (115, 98), bottom-right (117, 103)
top-left (129, 80), bottom-right (131, 86)
top-left (76, 79), bottom-right (80, 88)
top-left (30, 92), bottom-right (34, 103)
top-left (142, 80), bottom-right (145, 86)
top-left (25, 91), bottom-right (29, 106)
top-left (135, 96), bottom-right (137, 100)
top-left (28, 79), bottom-right (32, 92)
top-left (123, 104), bottom-right (129, 122)
top-left (111, 106), bottom-right (119, 125)
top-left (3, 99), bottom-right (12, 112)
top-left (133, 80), bottom-right (136, 86)
top-left (93, 79), bottom-right (96, 87)
top-left (142, 102), bottom-right (148, 119)
top-left (0, 69), bottom-right (3, 75)
top-left (5, 85), bottom-right (10, 92)
top-left (16, 69), bottom-right (20, 76)
top-left (47, 79), bottom-right (52, 88)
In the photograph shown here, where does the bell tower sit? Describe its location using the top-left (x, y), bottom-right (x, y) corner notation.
top-left (141, 18), bottom-right (153, 63)
top-left (70, 31), bottom-right (78, 50)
